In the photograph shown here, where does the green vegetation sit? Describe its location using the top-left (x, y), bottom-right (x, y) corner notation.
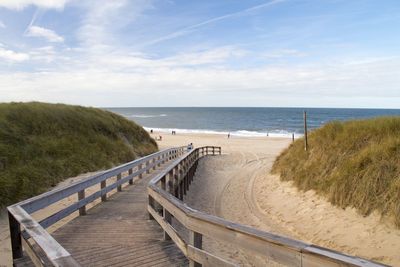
top-left (272, 117), bottom-right (400, 226)
top-left (0, 102), bottom-right (157, 207)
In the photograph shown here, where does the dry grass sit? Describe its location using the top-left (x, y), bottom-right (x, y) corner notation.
top-left (0, 102), bottom-right (158, 207)
top-left (272, 117), bottom-right (400, 227)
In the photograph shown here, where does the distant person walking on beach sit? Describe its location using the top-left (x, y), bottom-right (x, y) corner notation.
top-left (228, 133), bottom-right (230, 138)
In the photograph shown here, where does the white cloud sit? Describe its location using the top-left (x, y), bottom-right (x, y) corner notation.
top-left (26, 25), bottom-right (64, 42)
top-left (0, 20), bottom-right (5, 28)
top-left (0, 0), bottom-right (69, 10)
top-left (0, 56), bottom-right (399, 107)
top-left (77, 0), bottom-right (153, 49)
top-left (0, 47), bottom-right (30, 62)
top-left (91, 46), bottom-right (247, 70)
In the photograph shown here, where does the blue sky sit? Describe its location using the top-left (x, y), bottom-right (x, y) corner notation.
top-left (0, 0), bottom-right (400, 108)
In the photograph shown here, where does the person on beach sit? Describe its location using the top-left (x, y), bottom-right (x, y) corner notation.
top-left (159, 135), bottom-right (162, 141)
top-left (187, 143), bottom-right (193, 150)
top-left (150, 129), bottom-right (153, 134)
top-left (228, 133), bottom-right (230, 138)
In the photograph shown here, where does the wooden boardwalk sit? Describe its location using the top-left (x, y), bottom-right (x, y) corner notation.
top-left (50, 162), bottom-right (188, 267)
top-left (9, 146), bottom-right (388, 267)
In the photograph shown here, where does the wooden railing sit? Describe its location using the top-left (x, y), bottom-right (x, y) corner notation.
top-left (7, 146), bottom-right (187, 266)
top-left (147, 146), bottom-right (389, 267)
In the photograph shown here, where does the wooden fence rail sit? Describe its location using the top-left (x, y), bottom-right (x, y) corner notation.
top-left (7, 146), bottom-right (187, 267)
top-left (147, 146), bottom-right (389, 267)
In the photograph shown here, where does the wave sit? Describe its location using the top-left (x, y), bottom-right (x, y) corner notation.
top-left (144, 127), bottom-right (302, 138)
top-left (129, 114), bottom-right (167, 118)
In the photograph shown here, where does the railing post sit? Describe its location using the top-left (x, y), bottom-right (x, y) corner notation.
top-left (160, 176), bottom-right (172, 240)
top-left (8, 211), bottom-right (23, 260)
top-left (179, 168), bottom-right (184, 200)
top-left (146, 161), bottom-right (150, 174)
top-left (128, 168), bottom-right (133, 185)
top-left (189, 230), bottom-right (202, 267)
top-left (168, 169), bottom-right (174, 194)
top-left (219, 147), bottom-right (222, 155)
top-left (117, 173), bottom-right (122, 192)
top-left (101, 180), bottom-right (107, 201)
top-left (78, 190), bottom-right (86, 215)
top-left (174, 166), bottom-right (179, 197)
top-left (138, 163), bottom-right (143, 179)
top-left (148, 196), bottom-right (155, 220)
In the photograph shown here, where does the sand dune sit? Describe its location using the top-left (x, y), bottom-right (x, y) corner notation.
top-left (157, 132), bottom-right (400, 266)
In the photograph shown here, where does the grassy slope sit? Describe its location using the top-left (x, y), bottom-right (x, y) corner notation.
top-left (0, 102), bottom-right (158, 207)
top-left (272, 117), bottom-right (400, 226)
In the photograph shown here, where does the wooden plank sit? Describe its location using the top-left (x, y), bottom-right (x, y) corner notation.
top-left (149, 202), bottom-right (236, 267)
top-left (21, 238), bottom-right (45, 267)
top-left (189, 231), bottom-right (202, 267)
top-left (147, 205), bottom-right (187, 255)
top-left (302, 245), bottom-right (389, 267)
top-left (148, 186), bottom-right (304, 267)
top-left (17, 147), bottom-right (184, 214)
top-left (8, 206), bottom-right (80, 266)
top-left (8, 146), bottom-right (191, 267)
top-left (187, 245), bottom-right (237, 267)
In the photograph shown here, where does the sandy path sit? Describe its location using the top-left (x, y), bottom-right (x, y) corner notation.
top-left (157, 132), bottom-right (400, 266)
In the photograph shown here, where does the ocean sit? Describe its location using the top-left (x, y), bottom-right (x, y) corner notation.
top-left (105, 107), bottom-right (400, 138)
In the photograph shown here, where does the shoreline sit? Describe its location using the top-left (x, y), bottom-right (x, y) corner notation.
top-left (144, 127), bottom-right (302, 139)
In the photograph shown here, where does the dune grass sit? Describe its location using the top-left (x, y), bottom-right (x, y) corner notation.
top-left (0, 102), bottom-right (158, 207)
top-left (272, 116), bottom-right (400, 227)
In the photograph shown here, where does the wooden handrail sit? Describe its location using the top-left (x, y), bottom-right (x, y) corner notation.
top-left (7, 146), bottom-right (188, 266)
top-left (147, 146), bottom-right (389, 267)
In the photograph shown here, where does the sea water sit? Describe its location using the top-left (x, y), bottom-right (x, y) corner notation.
top-left (105, 107), bottom-right (400, 138)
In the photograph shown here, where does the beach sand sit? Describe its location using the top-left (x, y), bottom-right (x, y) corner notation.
top-left (156, 132), bottom-right (400, 266)
top-left (1, 132), bottom-right (399, 266)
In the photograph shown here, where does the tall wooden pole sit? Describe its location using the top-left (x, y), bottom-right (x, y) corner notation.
top-left (304, 110), bottom-right (308, 151)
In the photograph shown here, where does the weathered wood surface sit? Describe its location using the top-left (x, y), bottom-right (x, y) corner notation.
top-left (47, 161), bottom-right (188, 267)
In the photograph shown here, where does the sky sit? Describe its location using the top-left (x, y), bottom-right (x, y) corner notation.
top-left (0, 0), bottom-right (400, 108)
